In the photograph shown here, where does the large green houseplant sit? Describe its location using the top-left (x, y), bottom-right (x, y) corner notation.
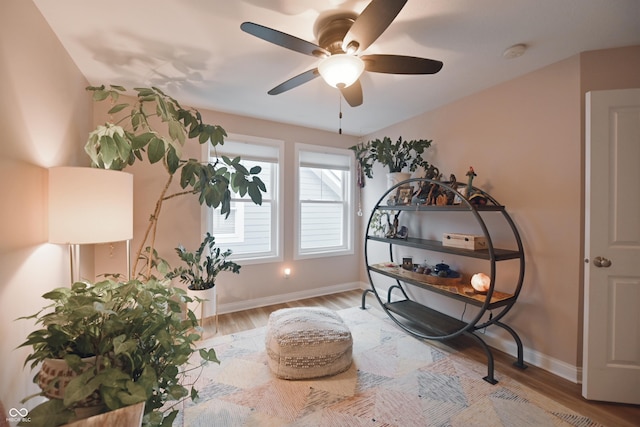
top-left (84, 85), bottom-right (266, 279)
top-left (19, 279), bottom-right (217, 427)
top-left (18, 85), bottom-right (265, 426)
top-left (350, 136), bottom-right (433, 179)
top-left (169, 233), bottom-right (241, 291)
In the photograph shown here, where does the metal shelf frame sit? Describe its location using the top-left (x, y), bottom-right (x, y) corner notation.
top-left (361, 178), bottom-right (527, 383)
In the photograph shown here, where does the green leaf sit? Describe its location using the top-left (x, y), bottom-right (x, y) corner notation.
top-left (92, 367), bottom-right (131, 388)
top-left (168, 119), bottom-right (185, 145)
top-left (41, 289), bottom-right (69, 301)
top-left (131, 111), bottom-right (141, 130)
top-left (107, 103), bottom-right (129, 114)
top-left (21, 399), bottom-right (74, 427)
top-left (199, 348), bottom-right (220, 363)
top-left (135, 87), bottom-right (155, 97)
top-left (163, 364), bottom-right (179, 380)
top-left (212, 126), bottom-right (226, 145)
top-left (248, 183), bottom-right (263, 205)
top-left (113, 335), bottom-right (137, 355)
top-left (232, 162), bottom-right (249, 175)
top-left (131, 132), bottom-right (154, 150)
top-left (116, 380), bottom-right (147, 405)
top-left (113, 131), bottom-right (132, 160)
top-left (99, 135), bottom-right (118, 168)
top-left (63, 368), bottom-right (99, 406)
top-left (188, 121), bottom-right (201, 139)
top-left (167, 384), bottom-right (188, 400)
top-left (166, 146), bottom-right (180, 174)
top-left (148, 137), bottom-right (165, 164)
top-left (254, 176), bottom-right (267, 192)
top-left (92, 90), bottom-right (109, 101)
top-left (180, 161), bottom-right (197, 189)
top-left (156, 96), bottom-right (169, 120)
top-left (62, 354), bottom-right (83, 371)
top-left (198, 129), bottom-right (210, 144)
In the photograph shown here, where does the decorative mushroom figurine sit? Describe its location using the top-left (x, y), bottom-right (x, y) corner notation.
top-left (471, 272), bottom-right (491, 294)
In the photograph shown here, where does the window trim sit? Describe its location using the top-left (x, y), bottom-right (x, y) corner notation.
top-left (294, 143), bottom-right (355, 260)
top-left (202, 134), bottom-right (284, 265)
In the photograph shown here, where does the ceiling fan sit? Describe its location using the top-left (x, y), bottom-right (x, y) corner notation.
top-left (241, 0), bottom-right (443, 107)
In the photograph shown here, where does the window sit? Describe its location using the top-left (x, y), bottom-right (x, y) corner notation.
top-left (295, 144), bottom-right (354, 259)
top-left (206, 135), bottom-right (283, 263)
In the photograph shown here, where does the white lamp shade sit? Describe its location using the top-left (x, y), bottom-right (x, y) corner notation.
top-left (318, 54), bottom-right (365, 88)
top-left (49, 167), bottom-right (133, 244)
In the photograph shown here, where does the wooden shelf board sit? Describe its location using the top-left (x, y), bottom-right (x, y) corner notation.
top-left (370, 263), bottom-right (515, 308)
top-left (367, 236), bottom-right (521, 261)
top-left (384, 300), bottom-right (467, 336)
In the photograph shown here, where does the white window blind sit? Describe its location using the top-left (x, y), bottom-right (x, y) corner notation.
top-left (208, 135), bottom-right (282, 262)
top-left (295, 144), bottom-right (354, 259)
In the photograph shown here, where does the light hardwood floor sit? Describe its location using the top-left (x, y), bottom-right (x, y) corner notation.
top-left (202, 289), bottom-right (640, 427)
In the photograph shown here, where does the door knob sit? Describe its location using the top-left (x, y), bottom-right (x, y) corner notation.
top-left (593, 256), bottom-right (612, 268)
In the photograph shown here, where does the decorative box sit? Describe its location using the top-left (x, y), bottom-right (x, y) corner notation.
top-left (442, 233), bottom-right (487, 250)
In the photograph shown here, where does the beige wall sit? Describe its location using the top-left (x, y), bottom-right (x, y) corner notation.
top-left (359, 45), bottom-right (640, 377)
top-left (0, 0), bottom-right (91, 413)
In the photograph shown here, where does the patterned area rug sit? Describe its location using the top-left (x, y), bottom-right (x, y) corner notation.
top-left (177, 306), bottom-right (602, 427)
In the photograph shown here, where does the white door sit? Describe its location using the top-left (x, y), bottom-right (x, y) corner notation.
top-left (583, 88), bottom-right (640, 404)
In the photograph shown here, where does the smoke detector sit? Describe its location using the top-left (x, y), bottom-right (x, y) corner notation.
top-left (503, 44), bottom-right (527, 59)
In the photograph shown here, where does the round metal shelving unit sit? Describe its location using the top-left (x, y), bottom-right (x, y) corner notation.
top-left (361, 178), bottom-right (527, 383)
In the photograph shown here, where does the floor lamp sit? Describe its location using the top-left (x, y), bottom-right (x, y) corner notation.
top-left (48, 167), bottom-right (134, 283)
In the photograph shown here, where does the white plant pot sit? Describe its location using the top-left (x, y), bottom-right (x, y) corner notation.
top-left (386, 172), bottom-right (411, 189)
top-left (186, 286), bottom-right (217, 321)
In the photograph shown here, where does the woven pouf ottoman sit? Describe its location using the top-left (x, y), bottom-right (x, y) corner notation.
top-left (265, 307), bottom-right (353, 380)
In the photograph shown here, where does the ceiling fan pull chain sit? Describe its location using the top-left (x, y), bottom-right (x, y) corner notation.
top-left (338, 92), bottom-right (343, 134)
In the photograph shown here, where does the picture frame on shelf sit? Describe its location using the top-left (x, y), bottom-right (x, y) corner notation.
top-left (395, 186), bottom-right (413, 205)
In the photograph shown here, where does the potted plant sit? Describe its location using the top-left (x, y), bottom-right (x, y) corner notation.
top-left (350, 136), bottom-right (433, 187)
top-left (18, 279), bottom-right (218, 427)
top-left (168, 233), bottom-right (241, 322)
top-left (84, 85), bottom-right (266, 279)
top-left (17, 84), bottom-right (268, 426)
top-left (170, 233), bottom-right (241, 291)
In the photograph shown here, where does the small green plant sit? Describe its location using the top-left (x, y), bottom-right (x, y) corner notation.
top-left (369, 210), bottom-right (398, 237)
top-left (18, 279), bottom-right (218, 427)
top-left (350, 136), bottom-right (433, 178)
top-left (169, 233), bottom-right (241, 291)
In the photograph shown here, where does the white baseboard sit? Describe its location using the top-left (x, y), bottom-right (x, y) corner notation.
top-left (217, 281), bottom-right (365, 315)
top-left (479, 332), bottom-right (580, 384)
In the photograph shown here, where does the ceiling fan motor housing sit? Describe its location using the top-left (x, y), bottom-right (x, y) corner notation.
top-left (317, 17), bottom-right (355, 55)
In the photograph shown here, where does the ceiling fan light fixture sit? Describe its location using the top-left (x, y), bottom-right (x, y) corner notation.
top-left (318, 54), bottom-right (365, 88)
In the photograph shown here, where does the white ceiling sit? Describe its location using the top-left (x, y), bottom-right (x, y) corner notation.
top-left (33, 0), bottom-right (640, 136)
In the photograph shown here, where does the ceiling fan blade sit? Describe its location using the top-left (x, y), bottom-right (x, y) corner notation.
top-left (268, 68), bottom-right (320, 95)
top-left (339, 79), bottom-right (363, 107)
top-left (362, 54), bottom-right (443, 74)
top-left (342, 0), bottom-right (408, 54)
top-left (241, 22), bottom-right (329, 58)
